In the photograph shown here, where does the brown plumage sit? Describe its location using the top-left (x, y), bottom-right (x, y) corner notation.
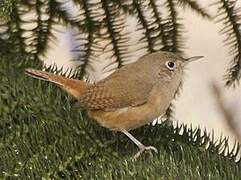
top-left (25, 51), bottom-right (203, 159)
top-left (25, 69), bottom-right (87, 99)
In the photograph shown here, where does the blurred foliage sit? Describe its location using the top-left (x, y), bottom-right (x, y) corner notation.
top-left (1, 0), bottom-right (241, 179)
top-left (0, 0), bottom-right (13, 21)
top-left (214, 0), bottom-right (241, 87)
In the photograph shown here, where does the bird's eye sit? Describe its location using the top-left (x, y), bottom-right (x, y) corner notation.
top-left (165, 61), bottom-right (176, 71)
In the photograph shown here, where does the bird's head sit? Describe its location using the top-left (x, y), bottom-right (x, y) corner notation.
top-left (141, 51), bottom-right (203, 85)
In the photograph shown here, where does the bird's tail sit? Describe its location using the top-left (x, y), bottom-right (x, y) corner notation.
top-left (25, 68), bottom-right (87, 99)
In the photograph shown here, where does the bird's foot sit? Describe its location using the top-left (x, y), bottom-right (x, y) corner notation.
top-left (132, 145), bottom-right (158, 160)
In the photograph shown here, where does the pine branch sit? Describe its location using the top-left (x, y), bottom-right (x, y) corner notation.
top-left (32, 0), bottom-right (74, 60)
top-left (72, 0), bottom-right (130, 78)
top-left (31, 0), bottom-right (55, 60)
top-left (72, 0), bottom-right (105, 32)
top-left (9, 2), bottom-right (27, 55)
top-left (71, 0), bottom-right (100, 78)
top-left (75, 32), bottom-right (94, 78)
top-left (164, 0), bottom-right (184, 53)
top-left (177, 0), bottom-right (211, 19)
top-left (214, 0), bottom-right (241, 86)
top-left (132, 0), bottom-right (154, 52)
top-left (0, 21), bottom-right (12, 55)
top-left (101, 0), bottom-right (127, 68)
top-left (0, 0), bottom-right (13, 21)
top-left (53, 0), bottom-right (81, 28)
top-left (149, 0), bottom-right (169, 50)
top-left (131, 0), bottom-right (170, 52)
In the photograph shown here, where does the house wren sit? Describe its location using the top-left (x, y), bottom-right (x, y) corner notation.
top-left (25, 51), bottom-right (203, 159)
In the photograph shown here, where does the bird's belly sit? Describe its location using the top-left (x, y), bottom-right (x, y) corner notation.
top-left (88, 91), bottom-right (171, 131)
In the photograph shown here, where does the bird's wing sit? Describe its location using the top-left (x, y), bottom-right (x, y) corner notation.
top-left (79, 77), bottom-right (153, 111)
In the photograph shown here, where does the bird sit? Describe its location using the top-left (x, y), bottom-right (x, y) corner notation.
top-left (25, 51), bottom-right (203, 159)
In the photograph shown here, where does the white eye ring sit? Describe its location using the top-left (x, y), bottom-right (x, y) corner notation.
top-left (165, 61), bottom-right (176, 71)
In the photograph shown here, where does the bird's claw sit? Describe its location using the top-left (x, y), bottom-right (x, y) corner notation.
top-left (132, 145), bottom-right (158, 160)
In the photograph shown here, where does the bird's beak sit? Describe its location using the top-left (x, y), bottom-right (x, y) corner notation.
top-left (184, 56), bottom-right (204, 64)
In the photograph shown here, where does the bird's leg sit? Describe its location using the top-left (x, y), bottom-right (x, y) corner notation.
top-left (121, 130), bottom-right (158, 160)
